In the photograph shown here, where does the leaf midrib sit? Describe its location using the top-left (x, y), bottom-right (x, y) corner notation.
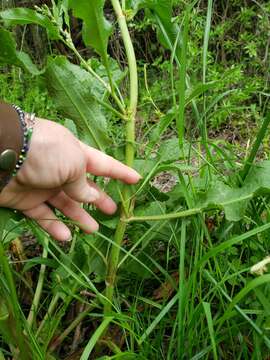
top-left (52, 66), bottom-right (104, 151)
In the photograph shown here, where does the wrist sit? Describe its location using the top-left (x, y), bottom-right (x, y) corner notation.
top-left (24, 112), bottom-right (36, 130)
top-left (0, 102), bottom-right (36, 192)
top-left (12, 106), bottom-right (36, 176)
top-left (0, 102), bottom-right (24, 190)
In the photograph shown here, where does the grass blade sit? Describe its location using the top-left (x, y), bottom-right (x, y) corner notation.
top-left (80, 317), bottom-right (113, 360)
top-left (240, 112), bottom-right (270, 182)
top-left (202, 0), bottom-right (213, 84)
top-left (177, 11), bottom-right (189, 151)
top-left (138, 293), bottom-right (178, 345)
top-left (202, 302), bottom-right (218, 360)
top-left (178, 221), bottom-right (187, 358)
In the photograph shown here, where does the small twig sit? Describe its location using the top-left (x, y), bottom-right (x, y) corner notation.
top-left (70, 303), bottom-right (86, 353)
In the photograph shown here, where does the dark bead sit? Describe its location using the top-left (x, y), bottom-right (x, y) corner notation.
top-left (0, 149), bottom-right (18, 171)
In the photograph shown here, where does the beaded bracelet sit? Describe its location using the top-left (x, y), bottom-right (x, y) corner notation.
top-left (12, 105), bottom-right (35, 176)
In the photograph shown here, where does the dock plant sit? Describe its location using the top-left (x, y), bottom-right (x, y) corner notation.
top-left (0, 0), bottom-right (269, 358)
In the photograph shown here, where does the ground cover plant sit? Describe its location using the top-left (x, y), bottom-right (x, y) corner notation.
top-left (0, 0), bottom-right (270, 359)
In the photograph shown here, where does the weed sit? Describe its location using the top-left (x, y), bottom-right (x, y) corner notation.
top-left (0, 1), bottom-right (269, 359)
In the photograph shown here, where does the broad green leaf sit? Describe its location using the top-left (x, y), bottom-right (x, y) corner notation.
top-left (0, 8), bottom-right (60, 40)
top-left (125, 0), bottom-right (146, 16)
top-left (0, 208), bottom-right (17, 240)
top-left (199, 160), bottom-right (270, 221)
top-left (16, 51), bottom-right (41, 75)
top-left (2, 219), bottom-right (23, 246)
top-left (45, 56), bottom-right (110, 150)
top-left (0, 28), bottom-right (40, 75)
top-left (158, 138), bottom-right (189, 162)
top-left (79, 57), bottom-right (125, 104)
top-left (149, 161), bottom-right (270, 223)
top-left (93, 211), bottom-right (119, 230)
top-left (135, 201), bottom-right (166, 225)
top-left (134, 159), bottom-right (158, 178)
top-left (69, 0), bottom-right (112, 63)
top-left (244, 160), bottom-right (270, 192)
top-left (133, 0), bottom-right (180, 55)
top-left (89, 57), bottom-right (125, 94)
top-left (51, 235), bottom-right (107, 296)
top-left (140, 0), bottom-right (174, 32)
top-left (129, 0), bottom-right (172, 21)
top-left (199, 181), bottom-right (249, 222)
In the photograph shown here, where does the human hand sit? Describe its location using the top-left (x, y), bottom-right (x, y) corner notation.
top-left (0, 119), bottom-right (141, 241)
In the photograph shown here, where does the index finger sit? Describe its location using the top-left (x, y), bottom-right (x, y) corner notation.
top-left (79, 142), bottom-right (141, 184)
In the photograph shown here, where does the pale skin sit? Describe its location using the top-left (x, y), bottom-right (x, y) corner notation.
top-left (0, 119), bottom-right (141, 241)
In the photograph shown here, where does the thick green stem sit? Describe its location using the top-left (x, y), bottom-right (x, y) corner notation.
top-left (126, 193), bottom-right (254, 223)
top-left (104, 221), bottom-right (126, 315)
top-left (104, 0), bottom-right (138, 316)
top-left (110, 0), bottom-right (138, 166)
top-left (127, 207), bottom-right (202, 223)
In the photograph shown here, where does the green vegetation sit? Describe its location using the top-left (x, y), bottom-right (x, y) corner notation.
top-left (0, 0), bottom-right (270, 359)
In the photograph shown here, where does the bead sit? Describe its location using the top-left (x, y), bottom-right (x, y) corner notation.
top-left (0, 149), bottom-right (18, 171)
top-left (9, 104), bottom-right (35, 179)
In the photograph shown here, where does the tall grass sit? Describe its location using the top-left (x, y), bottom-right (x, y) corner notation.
top-left (0, 0), bottom-right (270, 359)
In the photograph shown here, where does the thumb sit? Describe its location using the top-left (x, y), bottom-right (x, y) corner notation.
top-left (63, 175), bottom-right (100, 203)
